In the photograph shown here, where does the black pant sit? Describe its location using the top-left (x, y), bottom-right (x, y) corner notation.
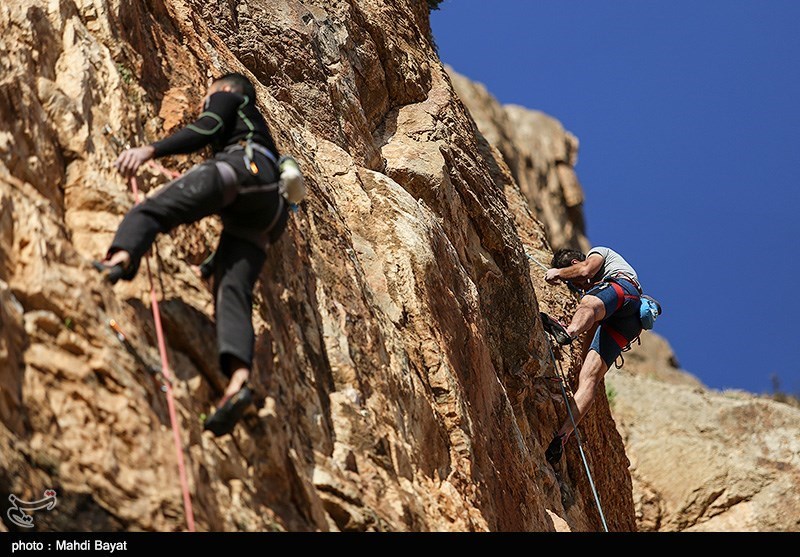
top-left (109, 150), bottom-right (288, 376)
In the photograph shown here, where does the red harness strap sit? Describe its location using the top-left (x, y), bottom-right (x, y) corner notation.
top-left (609, 280), bottom-right (640, 311)
top-left (603, 324), bottom-right (630, 349)
top-left (606, 280), bottom-right (641, 350)
top-left (609, 282), bottom-right (624, 311)
top-left (609, 281), bottom-right (626, 311)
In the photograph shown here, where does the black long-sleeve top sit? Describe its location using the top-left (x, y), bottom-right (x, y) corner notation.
top-left (151, 91), bottom-right (279, 158)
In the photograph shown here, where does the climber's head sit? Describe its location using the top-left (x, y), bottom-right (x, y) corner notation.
top-left (201, 72), bottom-right (257, 109)
top-left (552, 248), bottom-right (586, 269)
top-left (211, 73), bottom-right (256, 99)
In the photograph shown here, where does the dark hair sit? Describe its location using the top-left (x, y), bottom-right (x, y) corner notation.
top-left (552, 248), bottom-right (586, 269)
top-left (213, 72), bottom-right (256, 101)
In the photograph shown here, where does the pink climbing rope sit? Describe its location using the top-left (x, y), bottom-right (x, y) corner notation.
top-left (147, 160), bottom-right (182, 180)
top-left (130, 175), bottom-right (196, 532)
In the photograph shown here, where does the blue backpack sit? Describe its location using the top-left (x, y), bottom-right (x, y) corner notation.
top-left (639, 295), bottom-right (662, 330)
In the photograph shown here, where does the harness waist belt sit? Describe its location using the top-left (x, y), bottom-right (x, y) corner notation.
top-left (224, 142), bottom-right (278, 165)
top-left (609, 272), bottom-right (642, 294)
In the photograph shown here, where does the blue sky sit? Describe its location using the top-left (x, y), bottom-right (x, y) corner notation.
top-left (431, 1), bottom-right (800, 395)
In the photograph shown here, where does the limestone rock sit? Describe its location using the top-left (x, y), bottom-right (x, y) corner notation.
top-left (608, 372), bottom-right (800, 531)
top-left (617, 331), bottom-right (702, 388)
top-left (448, 68), bottom-right (589, 252)
top-left (448, 65), bottom-right (800, 533)
top-left (0, 0), bottom-right (634, 531)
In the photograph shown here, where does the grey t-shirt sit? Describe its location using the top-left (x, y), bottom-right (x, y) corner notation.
top-left (587, 246), bottom-right (638, 283)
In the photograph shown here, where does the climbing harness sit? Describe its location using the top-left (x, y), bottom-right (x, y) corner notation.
top-left (129, 175), bottom-right (196, 532)
top-left (224, 140), bottom-right (277, 175)
top-left (542, 327), bottom-right (610, 532)
top-left (609, 272), bottom-right (641, 294)
top-left (604, 277), bottom-right (662, 367)
top-left (610, 336), bottom-right (642, 370)
top-left (223, 141), bottom-right (305, 208)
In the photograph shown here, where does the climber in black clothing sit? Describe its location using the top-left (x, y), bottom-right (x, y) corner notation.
top-left (96, 72), bottom-right (289, 437)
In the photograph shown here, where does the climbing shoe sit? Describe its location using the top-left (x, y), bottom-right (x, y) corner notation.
top-left (540, 312), bottom-right (574, 345)
top-left (203, 386), bottom-right (254, 437)
top-left (546, 434), bottom-right (565, 465)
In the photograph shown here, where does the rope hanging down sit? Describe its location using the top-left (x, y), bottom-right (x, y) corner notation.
top-left (544, 339), bottom-right (609, 532)
top-left (130, 175), bottom-right (196, 532)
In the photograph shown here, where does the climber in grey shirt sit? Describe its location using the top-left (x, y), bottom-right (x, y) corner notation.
top-left (585, 246), bottom-right (638, 285)
top-left (540, 246), bottom-right (644, 466)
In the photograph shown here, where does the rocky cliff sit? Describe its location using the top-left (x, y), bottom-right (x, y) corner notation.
top-left (448, 69), bottom-right (589, 254)
top-left (450, 69), bottom-right (800, 533)
top-left (0, 1), bottom-right (635, 531)
top-left (609, 370), bottom-right (800, 531)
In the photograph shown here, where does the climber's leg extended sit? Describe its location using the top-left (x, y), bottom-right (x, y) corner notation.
top-left (546, 310), bottom-right (640, 464)
top-left (202, 233), bottom-right (266, 436)
top-left (556, 349), bottom-right (608, 439)
top-left (546, 346), bottom-right (609, 465)
top-left (541, 288), bottom-right (617, 466)
top-left (96, 163), bottom-right (228, 283)
top-left (213, 233), bottom-right (266, 376)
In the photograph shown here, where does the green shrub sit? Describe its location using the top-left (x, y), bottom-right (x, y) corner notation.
top-left (770, 374), bottom-right (800, 408)
top-left (606, 383), bottom-right (618, 409)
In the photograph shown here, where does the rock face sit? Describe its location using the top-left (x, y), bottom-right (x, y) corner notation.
top-left (448, 69), bottom-right (589, 253)
top-left (608, 372), bottom-right (800, 531)
top-left (0, 1), bottom-right (634, 531)
top-left (447, 64), bottom-right (800, 533)
top-left (603, 331), bottom-right (800, 532)
top-left (614, 331), bottom-right (702, 389)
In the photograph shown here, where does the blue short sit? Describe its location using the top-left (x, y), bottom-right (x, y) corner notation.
top-left (585, 279), bottom-right (642, 367)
